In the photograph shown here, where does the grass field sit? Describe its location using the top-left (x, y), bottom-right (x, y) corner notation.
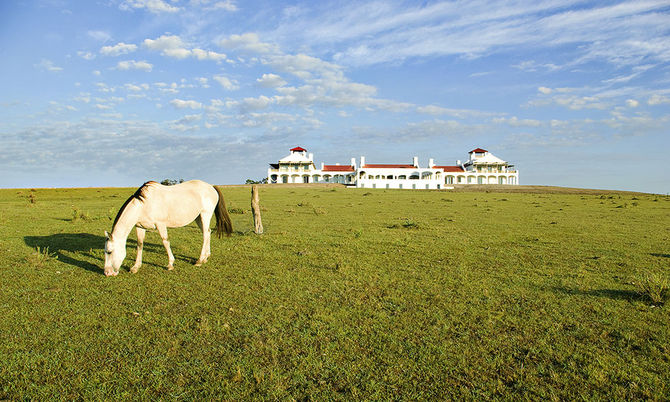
top-left (1, 184), bottom-right (669, 399)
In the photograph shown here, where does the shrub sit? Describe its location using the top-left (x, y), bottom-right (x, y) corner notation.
top-left (388, 218), bottom-right (419, 229)
top-left (71, 206), bottom-right (91, 222)
top-left (636, 274), bottom-right (669, 306)
top-left (27, 247), bottom-right (57, 267)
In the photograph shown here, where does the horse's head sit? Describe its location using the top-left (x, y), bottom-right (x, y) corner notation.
top-left (104, 231), bottom-right (126, 276)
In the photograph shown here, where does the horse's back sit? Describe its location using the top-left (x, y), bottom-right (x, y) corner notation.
top-left (139, 180), bottom-right (219, 228)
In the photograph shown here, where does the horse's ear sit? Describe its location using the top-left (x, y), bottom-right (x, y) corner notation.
top-left (105, 231), bottom-right (111, 240)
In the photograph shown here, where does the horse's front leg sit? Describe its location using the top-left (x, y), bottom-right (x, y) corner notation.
top-left (130, 227), bottom-right (145, 274)
top-left (157, 224), bottom-right (175, 270)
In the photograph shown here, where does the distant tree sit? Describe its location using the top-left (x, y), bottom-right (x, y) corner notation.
top-left (161, 179), bottom-right (184, 186)
top-left (245, 178), bottom-right (268, 184)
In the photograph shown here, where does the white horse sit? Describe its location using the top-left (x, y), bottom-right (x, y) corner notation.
top-left (104, 180), bottom-right (232, 276)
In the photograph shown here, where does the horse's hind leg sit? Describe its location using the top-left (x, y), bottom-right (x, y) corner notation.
top-left (195, 212), bottom-right (212, 266)
top-left (157, 224), bottom-right (175, 270)
top-left (130, 227), bottom-right (146, 274)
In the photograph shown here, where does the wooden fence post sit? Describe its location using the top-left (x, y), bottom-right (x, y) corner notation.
top-left (251, 185), bottom-right (263, 234)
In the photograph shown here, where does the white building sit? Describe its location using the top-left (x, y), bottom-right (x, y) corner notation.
top-left (267, 147), bottom-right (518, 188)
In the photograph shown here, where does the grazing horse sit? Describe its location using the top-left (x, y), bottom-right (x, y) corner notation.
top-left (104, 180), bottom-right (232, 276)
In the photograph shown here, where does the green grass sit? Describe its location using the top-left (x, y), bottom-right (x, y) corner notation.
top-left (1, 185), bottom-right (669, 399)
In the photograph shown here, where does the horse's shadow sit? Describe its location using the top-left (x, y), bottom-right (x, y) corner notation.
top-left (24, 233), bottom-right (176, 275)
top-left (24, 233), bottom-right (106, 274)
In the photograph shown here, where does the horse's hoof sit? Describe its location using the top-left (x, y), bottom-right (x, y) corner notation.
top-left (130, 267), bottom-right (139, 274)
top-left (167, 265), bottom-right (174, 271)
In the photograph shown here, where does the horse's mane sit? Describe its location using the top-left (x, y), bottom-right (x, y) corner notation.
top-left (111, 181), bottom-right (156, 231)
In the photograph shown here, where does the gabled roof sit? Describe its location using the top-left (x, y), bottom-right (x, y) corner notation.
top-left (323, 165), bottom-right (355, 172)
top-left (362, 164), bottom-right (415, 169)
top-left (471, 152), bottom-right (506, 164)
top-left (435, 165), bottom-right (464, 172)
top-left (279, 152), bottom-right (313, 163)
top-left (469, 148), bottom-right (488, 153)
top-left (290, 146), bottom-right (307, 152)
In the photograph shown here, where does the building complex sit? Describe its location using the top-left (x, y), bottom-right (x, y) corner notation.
top-left (267, 147), bottom-right (519, 189)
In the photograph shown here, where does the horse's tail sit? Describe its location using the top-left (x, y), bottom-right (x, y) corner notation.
top-left (213, 185), bottom-right (233, 238)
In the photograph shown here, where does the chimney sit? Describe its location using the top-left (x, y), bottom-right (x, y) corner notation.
top-left (428, 158), bottom-right (434, 168)
top-left (351, 157), bottom-right (356, 169)
top-left (457, 160), bottom-right (462, 167)
top-left (360, 156), bottom-right (366, 167)
top-left (308, 153), bottom-right (313, 161)
top-left (413, 156), bottom-right (419, 167)
top-left (320, 162), bottom-right (324, 170)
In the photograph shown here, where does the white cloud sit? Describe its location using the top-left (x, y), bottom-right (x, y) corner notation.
top-left (239, 95), bottom-right (274, 112)
top-left (492, 116), bottom-right (543, 127)
top-left (416, 105), bottom-right (500, 119)
top-left (256, 73), bottom-right (287, 88)
top-left (77, 51), bottom-right (96, 60)
top-left (144, 35), bottom-right (185, 52)
top-left (191, 0), bottom-right (238, 11)
top-left (275, 1), bottom-right (670, 68)
top-left (120, 0), bottom-right (179, 13)
top-left (191, 48), bottom-right (227, 61)
top-left (144, 35), bottom-right (226, 61)
top-left (625, 99), bottom-right (639, 108)
top-left (648, 94), bottom-right (670, 105)
top-left (116, 60), bottom-right (153, 72)
top-left (538, 87), bottom-right (552, 95)
top-left (87, 30), bottom-right (111, 42)
top-left (196, 77), bottom-right (209, 88)
top-left (514, 61), bottom-right (561, 72)
top-left (35, 59), bottom-right (63, 72)
top-left (211, 1), bottom-right (237, 11)
top-left (170, 99), bottom-right (203, 109)
top-left (267, 53), bottom-right (341, 79)
top-left (100, 42), bottom-right (138, 56)
top-left (124, 83), bottom-right (149, 92)
top-left (218, 33), bottom-right (278, 54)
top-left (213, 75), bottom-right (239, 90)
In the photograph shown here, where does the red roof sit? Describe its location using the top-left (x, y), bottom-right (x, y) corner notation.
top-left (435, 165), bottom-right (464, 172)
top-left (290, 146), bottom-right (307, 152)
top-left (322, 165), bottom-right (355, 172)
top-left (362, 164), bottom-right (415, 169)
top-left (469, 148), bottom-right (487, 153)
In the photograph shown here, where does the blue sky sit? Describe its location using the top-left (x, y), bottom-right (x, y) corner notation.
top-left (1, 0), bottom-right (669, 193)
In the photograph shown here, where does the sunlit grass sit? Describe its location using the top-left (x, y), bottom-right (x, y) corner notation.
top-left (0, 185), bottom-right (668, 399)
